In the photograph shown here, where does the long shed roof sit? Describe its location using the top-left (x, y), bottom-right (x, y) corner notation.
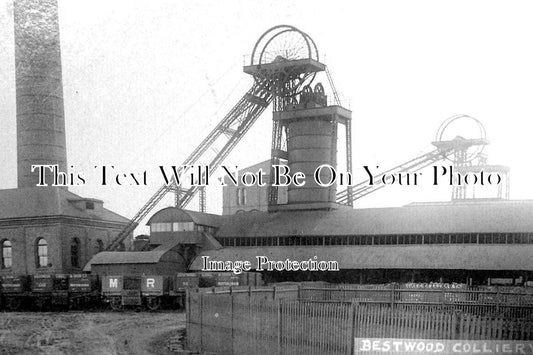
top-left (215, 200), bottom-right (533, 237)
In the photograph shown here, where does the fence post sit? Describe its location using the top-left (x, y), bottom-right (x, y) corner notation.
top-left (185, 289), bottom-right (190, 350)
top-left (297, 285), bottom-right (301, 300)
top-left (390, 283), bottom-right (395, 311)
top-left (350, 301), bottom-right (356, 355)
top-left (231, 292), bottom-right (234, 355)
top-left (200, 292), bottom-right (203, 352)
top-left (277, 299), bottom-right (282, 355)
top-left (273, 286), bottom-right (277, 300)
top-left (497, 289), bottom-right (501, 315)
top-left (453, 312), bottom-right (459, 340)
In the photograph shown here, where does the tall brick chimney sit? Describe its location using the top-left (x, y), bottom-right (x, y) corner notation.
top-left (14, 0), bottom-right (67, 188)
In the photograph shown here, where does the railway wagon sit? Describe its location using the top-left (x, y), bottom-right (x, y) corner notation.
top-left (198, 272), bottom-right (263, 288)
top-left (175, 273), bottom-right (200, 289)
top-left (172, 273), bottom-right (200, 309)
top-left (1, 271), bottom-right (263, 311)
top-left (142, 274), bottom-right (204, 310)
top-left (102, 274), bottom-right (202, 311)
top-left (68, 274), bottom-right (100, 309)
top-left (399, 282), bottom-right (469, 303)
top-left (101, 275), bottom-right (142, 310)
top-left (141, 275), bottom-right (171, 310)
top-left (31, 274), bottom-right (69, 310)
top-left (239, 271), bottom-right (263, 287)
top-left (0, 275), bottom-right (31, 311)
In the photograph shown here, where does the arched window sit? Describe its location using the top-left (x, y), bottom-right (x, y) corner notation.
top-left (36, 238), bottom-right (48, 268)
top-left (1, 240), bottom-right (12, 269)
top-left (241, 188), bottom-right (247, 205)
top-left (95, 239), bottom-right (104, 254)
top-left (236, 188), bottom-right (247, 206)
top-left (71, 238), bottom-right (80, 268)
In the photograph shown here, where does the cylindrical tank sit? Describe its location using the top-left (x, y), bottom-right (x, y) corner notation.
top-left (14, 0), bottom-right (67, 188)
top-left (287, 117), bottom-right (337, 203)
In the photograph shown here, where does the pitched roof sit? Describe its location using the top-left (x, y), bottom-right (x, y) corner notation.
top-left (0, 187), bottom-right (129, 224)
top-left (190, 244), bottom-right (533, 271)
top-left (146, 207), bottom-right (223, 227)
top-left (215, 200), bottom-right (533, 237)
top-left (83, 240), bottom-right (182, 271)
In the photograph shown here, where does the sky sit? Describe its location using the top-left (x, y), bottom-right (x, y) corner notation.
top-left (1, 0), bottom-right (533, 234)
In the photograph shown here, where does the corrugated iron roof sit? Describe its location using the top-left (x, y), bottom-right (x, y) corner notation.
top-left (190, 244), bottom-right (533, 271)
top-left (83, 240), bottom-right (183, 271)
top-left (146, 207), bottom-right (223, 227)
top-left (0, 187), bottom-right (129, 224)
top-left (215, 200), bottom-right (533, 237)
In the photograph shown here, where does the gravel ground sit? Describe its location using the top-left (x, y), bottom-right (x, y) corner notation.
top-left (0, 311), bottom-right (185, 355)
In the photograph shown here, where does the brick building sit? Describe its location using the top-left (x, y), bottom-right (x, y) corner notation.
top-left (0, 0), bottom-right (130, 277)
top-left (222, 160), bottom-right (287, 215)
top-left (0, 187), bottom-right (129, 276)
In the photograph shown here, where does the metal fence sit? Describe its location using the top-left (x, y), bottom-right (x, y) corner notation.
top-left (186, 286), bottom-right (533, 355)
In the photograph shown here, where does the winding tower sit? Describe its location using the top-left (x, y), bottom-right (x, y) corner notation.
top-left (432, 115), bottom-right (510, 201)
top-left (244, 25), bottom-right (353, 211)
top-left (108, 25), bottom-right (354, 249)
